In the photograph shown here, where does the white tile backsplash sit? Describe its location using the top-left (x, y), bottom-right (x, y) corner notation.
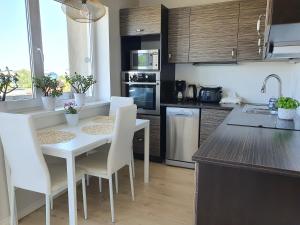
top-left (175, 61), bottom-right (300, 104)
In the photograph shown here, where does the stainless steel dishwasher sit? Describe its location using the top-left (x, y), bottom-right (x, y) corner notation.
top-left (166, 107), bottom-right (200, 168)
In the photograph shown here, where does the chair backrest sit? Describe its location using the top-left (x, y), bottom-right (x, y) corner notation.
top-left (107, 105), bottom-right (137, 174)
top-left (109, 96), bottom-right (134, 116)
top-left (0, 113), bottom-right (51, 194)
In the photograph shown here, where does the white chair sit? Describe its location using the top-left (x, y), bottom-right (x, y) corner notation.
top-left (109, 96), bottom-right (134, 116)
top-left (0, 113), bottom-right (87, 225)
top-left (77, 105), bottom-right (137, 223)
top-left (109, 96), bottom-right (135, 193)
top-left (89, 96), bottom-right (135, 193)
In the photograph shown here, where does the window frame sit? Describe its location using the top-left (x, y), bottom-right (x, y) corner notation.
top-left (1, 0), bottom-right (97, 107)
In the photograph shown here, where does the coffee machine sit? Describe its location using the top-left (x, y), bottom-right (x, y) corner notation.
top-left (175, 80), bottom-right (186, 102)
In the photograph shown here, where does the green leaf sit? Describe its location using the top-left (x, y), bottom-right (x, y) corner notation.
top-left (276, 97), bottom-right (300, 109)
top-left (65, 73), bottom-right (96, 94)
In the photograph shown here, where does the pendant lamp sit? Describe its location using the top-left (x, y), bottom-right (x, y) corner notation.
top-left (54, 0), bottom-right (106, 23)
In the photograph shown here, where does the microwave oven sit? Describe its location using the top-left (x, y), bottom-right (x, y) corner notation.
top-left (130, 49), bottom-right (159, 70)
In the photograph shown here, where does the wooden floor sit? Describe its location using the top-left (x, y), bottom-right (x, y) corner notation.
top-left (19, 161), bottom-right (195, 225)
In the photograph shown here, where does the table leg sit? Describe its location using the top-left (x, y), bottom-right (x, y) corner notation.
top-left (144, 123), bottom-right (150, 183)
top-left (66, 156), bottom-right (77, 225)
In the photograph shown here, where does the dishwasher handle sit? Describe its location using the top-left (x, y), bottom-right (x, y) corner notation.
top-left (171, 112), bottom-right (195, 117)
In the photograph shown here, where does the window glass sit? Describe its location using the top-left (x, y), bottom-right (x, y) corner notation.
top-left (39, 0), bottom-right (71, 94)
top-left (0, 1), bottom-right (33, 99)
top-left (39, 0), bottom-right (93, 97)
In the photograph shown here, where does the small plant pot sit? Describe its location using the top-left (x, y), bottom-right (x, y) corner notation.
top-left (278, 108), bottom-right (296, 120)
top-left (74, 93), bottom-right (86, 107)
top-left (41, 96), bottom-right (56, 111)
top-left (65, 113), bottom-right (79, 126)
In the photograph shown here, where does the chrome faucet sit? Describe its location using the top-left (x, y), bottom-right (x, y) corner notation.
top-left (261, 74), bottom-right (283, 97)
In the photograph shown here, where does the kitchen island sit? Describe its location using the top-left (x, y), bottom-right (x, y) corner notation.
top-left (192, 107), bottom-right (300, 225)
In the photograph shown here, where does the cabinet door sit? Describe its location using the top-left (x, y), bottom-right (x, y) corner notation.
top-left (133, 115), bottom-right (161, 159)
top-left (120, 6), bottom-right (161, 36)
top-left (200, 109), bottom-right (231, 146)
top-left (189, 2), bottom-right (239, 63)
top-left (238, 0), bottom-right (267, 61)
top-left (168, 7), bottom-right (190, 63)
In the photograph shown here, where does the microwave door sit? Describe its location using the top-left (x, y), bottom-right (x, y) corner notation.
top-left (131, 52), bottom-right (152, 70)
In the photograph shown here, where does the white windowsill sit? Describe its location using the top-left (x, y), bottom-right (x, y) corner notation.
top-left (0, 93), bottom-right (108, 114)
top-left (21, 101), bottom-right (110, 119)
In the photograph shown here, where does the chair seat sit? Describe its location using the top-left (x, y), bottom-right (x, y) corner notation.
top-left (77, 146), bottom-right (110, 178)
top-left (48, 163), bottom-right (85, 194)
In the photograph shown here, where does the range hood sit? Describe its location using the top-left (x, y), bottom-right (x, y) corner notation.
top-left (265, 0), bottom-right (300, 59)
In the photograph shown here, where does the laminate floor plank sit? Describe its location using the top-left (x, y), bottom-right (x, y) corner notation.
top-left (19, 161), bottom-right (194, 225)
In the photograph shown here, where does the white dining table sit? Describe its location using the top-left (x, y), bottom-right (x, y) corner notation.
top-left (39, 117), bottom-right (150, 225)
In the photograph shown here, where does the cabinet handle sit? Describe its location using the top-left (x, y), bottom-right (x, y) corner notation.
top-left (136, 28), bottom-right (144, 32)
top-left (257, 14), bottom-right (266, 35)
top-left (231, 48), bottom-right (236, 58)
top-left (258, 47), bottom-right (263, 56)
top-left (137, 137), bottom-right (144, 142)
top-left (258, 38), bottom-right (262, 47)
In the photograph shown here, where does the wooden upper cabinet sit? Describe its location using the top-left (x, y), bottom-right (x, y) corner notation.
top-left (189, 1), bottom-right (239, 63)
top-left (168, 7), bottom-right (191, 63)
top-left (238, 0), bottom-right (267, 61)
top-left (120, 6), bottom-right (161, 36)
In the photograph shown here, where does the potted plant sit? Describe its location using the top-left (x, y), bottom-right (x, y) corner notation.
top-left (33, 76), bottom-right (64, 111)
top-left (0, 67), bottom-right (19, 101)
top-left (64, 102), bottom-right (79, 126)
top-left (276, 97), bottom-right (300, 120)
top-left (65, 72), bottom-right (96, 107)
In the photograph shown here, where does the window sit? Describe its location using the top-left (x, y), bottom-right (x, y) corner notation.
top-left (0, 1), bottom-right (33, 100)
top-left (39, 0), bottom-right (71, 93)
top-left (39, 0), bottom-right (94, 97)
top-left (0, 0), bottom-right (95, 103)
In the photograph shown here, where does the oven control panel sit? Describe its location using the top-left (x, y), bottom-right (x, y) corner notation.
top-left (123, 72), bottom-right (159, 83)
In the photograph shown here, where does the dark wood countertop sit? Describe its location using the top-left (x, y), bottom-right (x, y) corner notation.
top-left (161, 101), bottom-right (236, 110)
top-left (192, 107), bottom-right (300, 178)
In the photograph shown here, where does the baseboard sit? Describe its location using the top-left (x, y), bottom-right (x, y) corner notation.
top-left (1, 186), bottom-right (76, 225)
top-left (18, 198), bottom-right (45, 219)
top-left (0, 197), bottom-right (45, 225)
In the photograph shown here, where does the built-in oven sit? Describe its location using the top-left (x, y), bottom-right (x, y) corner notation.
top-left (122, 71), bottom-right (160, 115)
top-left (130, 49), bottom-right (159, 71)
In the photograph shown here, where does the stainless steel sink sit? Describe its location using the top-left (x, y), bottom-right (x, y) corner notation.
top-left (228, 104), bottom-right (300, 131)
top-left (242, 104), bottom-right (275, 115)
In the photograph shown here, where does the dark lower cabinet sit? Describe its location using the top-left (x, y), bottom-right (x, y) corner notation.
top-left (200, 108), bottom-right (231, 146)
top-left (133, 114), bottom-right (162, 162)
top-left (195, 162), bottom-right (300, 225)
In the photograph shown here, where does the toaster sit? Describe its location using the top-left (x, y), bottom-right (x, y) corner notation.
top-left (198, 86), bottom-right (222, 103)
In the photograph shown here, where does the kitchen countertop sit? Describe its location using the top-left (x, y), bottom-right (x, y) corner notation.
top-left (192, 106), bottom-right (300, 178)
top-left (161, 101), bottom-right (236, 110)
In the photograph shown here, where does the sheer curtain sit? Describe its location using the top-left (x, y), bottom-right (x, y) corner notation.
top-left (67, 19), bottom-right (95, 97)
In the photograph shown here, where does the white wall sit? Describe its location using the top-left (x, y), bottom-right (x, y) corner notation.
top-left (176, 62), bottom-right (300, 103)
top-left (93, 7), bottom-right (111, 101)
top-left (139, 0), bottom-right (300, 104)
top-left (94, 0), bottom-right (139, 101)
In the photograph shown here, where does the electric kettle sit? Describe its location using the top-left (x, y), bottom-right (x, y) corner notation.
top-left (186, 84), bottom-right (197, 102)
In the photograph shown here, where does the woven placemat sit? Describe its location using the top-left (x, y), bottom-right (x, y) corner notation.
top-left (38, 130), bottom-right (76, 145)
top-left (81, 124), bottom-right (114, 135)
top-left (92, 115), bottom-right (115, 124)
